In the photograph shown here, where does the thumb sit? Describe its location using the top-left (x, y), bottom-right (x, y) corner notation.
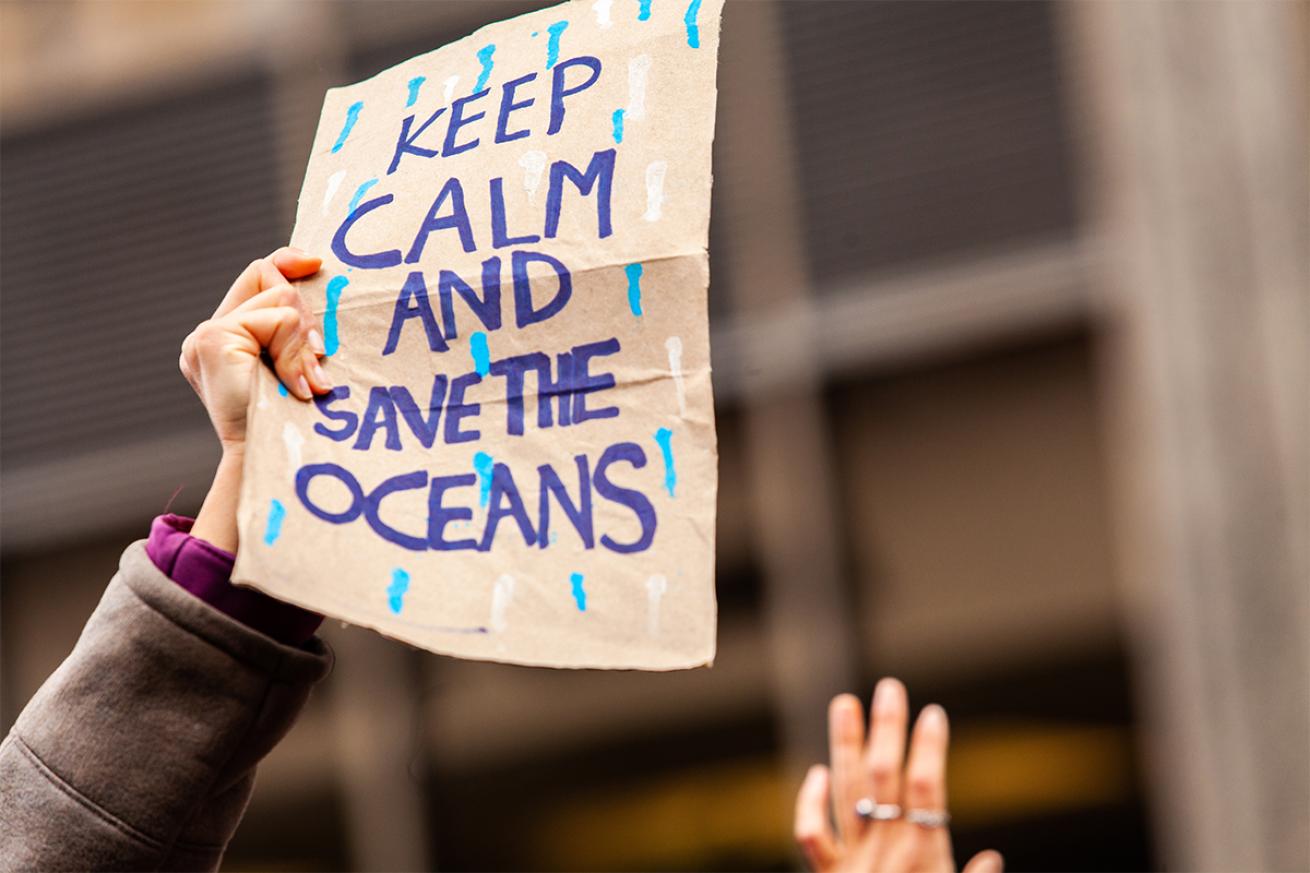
top-left (270, 247), bottom-right (322, 279)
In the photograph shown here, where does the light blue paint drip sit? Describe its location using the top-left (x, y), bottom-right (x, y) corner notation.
top-left (263, 499), bottom-right (286, 545)
top-left (331, 101), bottom-right (364, 153)
top-left (549, 531), bottom-right (559, 545)
top-left (569, 572), bottom-right (587, 611)
top-left (545, 21), bottom-right (569, 69)
top-left (387, 567), bottom-right (411, 614)
top-left (473, 451), bottom-right (494, 507)
top-left (405, 75), bottom-right (426, 108)
top-left (474, 44), bottom-right (496, 92)
top-left (277, 382), bottom-right (289, 397)
top-left (624, 262), bottom-right (644, 316)
top-left (470, 330), bottom-right (491, 376)
top-left (638, 0), bottom-right (652, 21)
top-left (683, 0), bottom-right (703, 47)
top-left (347, 178), bottom-right (379, 215)
top-left (611, 108), bottom-right (626, 144)
top-left (654, 426), bottom-right (676, 496)
top-left (324, 275), bottom-right (349, 356)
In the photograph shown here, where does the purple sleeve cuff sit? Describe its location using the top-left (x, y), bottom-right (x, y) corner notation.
top-left (145, 514), bottom-right (322, 647)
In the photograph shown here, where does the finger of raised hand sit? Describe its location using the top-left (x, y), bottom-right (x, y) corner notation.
top-left (794, 765), bottom-right (839, 872)
top-left (257, 259), bottom-right (326, 357)
top-left (228, 306), bottom-right (312, 399)
top-left (904, 704), bottom-right (948, 813)
top-left (269, 247), bottom-right (322, 280)
top-left (901, 704), bottom-right (953, 871)
top-left (828, 694), bottom-right (867, 843)
top-left (232, 282), bottom-right (325, 361)
top-left (213, 248), bottom-right (321, 318)
top-left (866, 678), bottom-right (909, 811)
top-left (961, 850), bottom-right (1004, 873)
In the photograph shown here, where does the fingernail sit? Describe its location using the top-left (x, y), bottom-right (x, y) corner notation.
top-left (296, 375), bottom-right (311, 399)
top-left (874, 678), bottom-right (896, 714)
top-left (308, 329), bottom-right (326, 355)
top-left (921, 704), bottom-right (946, 728)
top-left (312, 361), bottom-right (332, 389)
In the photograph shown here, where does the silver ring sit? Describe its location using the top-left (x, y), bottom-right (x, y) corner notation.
top-left (854, 798), bottom-right (903, 822)
top-left (905, 808), bottom-right (951, 828)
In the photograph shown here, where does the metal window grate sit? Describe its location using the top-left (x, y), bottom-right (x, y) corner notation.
top-left (783, 0), bottom-right (1077, 286)
top-left (1, 76), bottom-right (284, 470)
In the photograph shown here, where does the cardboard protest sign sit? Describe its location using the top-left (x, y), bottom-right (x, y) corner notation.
top-left (233, 0), bottom-right (723, 669)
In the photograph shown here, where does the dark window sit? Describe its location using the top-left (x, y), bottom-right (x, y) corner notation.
top-left (1, 77), bottom-right (284, 469)
top-left (784, 0), bottom-right (1076, 286)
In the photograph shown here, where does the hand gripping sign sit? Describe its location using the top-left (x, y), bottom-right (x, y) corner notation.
top-left (234, 0), bottom-right (723, 669)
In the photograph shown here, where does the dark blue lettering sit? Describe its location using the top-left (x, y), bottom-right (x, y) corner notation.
top-left (555, 351), bottom-right (575, 427)
top-left (488, 352), bottom-right (549, 436)
top-left (444, 372), bottom-right (482, 444)
top-left (332, 194), bottom-right (402, 269)
top-left (490, 177), bottom-right (541, 248)
top-left (296, 463), bottom-right (365, 524)
top-left (313, 387), bottom-right (358, 441)
top-left (512, 250), bottom-right (572, 328)
top-left (405, 177), bottom-right (476, 263)
top-left (594, 442), bottom-right (657, 553)
top-left (495, 73), bottom-right (537, 143)
top-left (387, 108), bottom-right (447, 175)
top-left (389, 374), bottom-right (448, 449)
top-left (572, 337), bottom-right (620, 423)
top-left (539, 455), bottom-right (594, 549)
top-left (428, 474), bottom-right (478, 550)
top-left (384, 270), bottom-right (448, 355)
top-left (548, 56), bottom-right (602, 135)
top-left (479, 463), bottom-right (537, 550)
top-left (354, 387), bottom-right (401, 451)
top-left (437, 260), bottom-right (501, 340)
top-left (544, 150), bottom-right (615, 239)
top-left (364, 470), bottom-right (429, 551)
top-left (443, 89), bottom-right (489, 157)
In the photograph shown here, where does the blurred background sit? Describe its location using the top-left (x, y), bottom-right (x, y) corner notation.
top-left (1, 1), bottom-right (1306, 870)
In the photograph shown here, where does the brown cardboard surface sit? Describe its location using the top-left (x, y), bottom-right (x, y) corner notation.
top-left (233, 0), bottom-right (722, 669)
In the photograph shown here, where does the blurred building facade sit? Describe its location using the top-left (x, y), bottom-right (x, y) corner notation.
top-left (1, 1), bottom-right (1305, 871)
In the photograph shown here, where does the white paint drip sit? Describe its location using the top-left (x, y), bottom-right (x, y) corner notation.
top-left (321, 170), bottom-right (346, 214)
top-left (646, 574), bottom-right (668, 635)
top-left (490, 574), bottom-right (515, 632)
top-left (592, 0), bottom-right (614, 28)
top-left (443, 75), bottom-right (460, 103)
top-left (627, 54), bottom-right (652, 120)
top-left (644, 160), bottom-right (667, 222)
top-left (519, 150), bottom-right (548, 203)
top-left (665, 336), bottom-right (687, 416)
top-left (282, 422), bottom-right (304, 470)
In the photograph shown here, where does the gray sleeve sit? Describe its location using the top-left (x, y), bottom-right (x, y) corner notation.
top-left (0, 540), bottom-right (332, 872)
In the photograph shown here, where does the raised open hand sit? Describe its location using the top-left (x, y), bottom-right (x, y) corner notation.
top-left (794, 679), bottom-right (1003, 873)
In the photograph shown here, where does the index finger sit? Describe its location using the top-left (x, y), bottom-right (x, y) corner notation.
top-left (213, 247), bottom-right (321, 318)
top-left (827, 694), bottom-right (866, 843)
